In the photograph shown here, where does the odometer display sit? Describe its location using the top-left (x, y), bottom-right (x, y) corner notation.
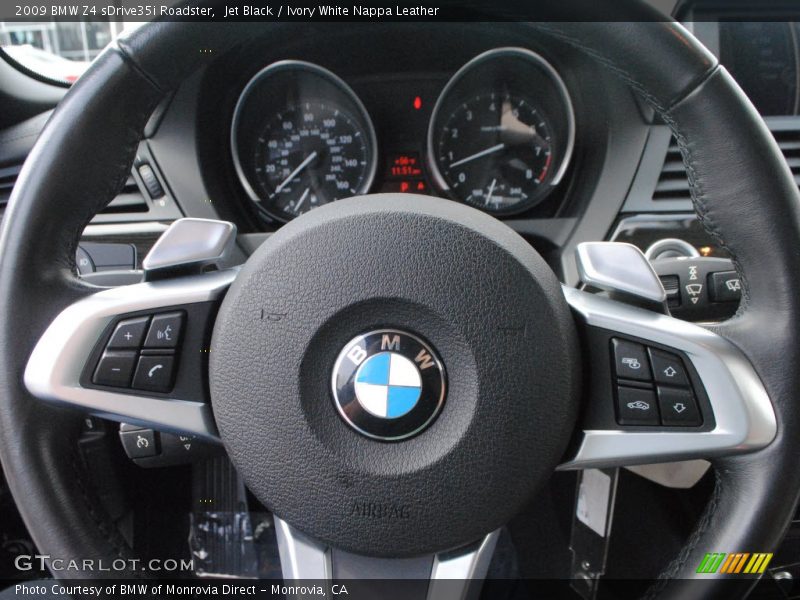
top-left (436, 93), bottom-right (554, 212)
top-left (254, 101), bottom-right (371, 219)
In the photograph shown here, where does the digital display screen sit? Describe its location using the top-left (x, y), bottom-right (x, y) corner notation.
top-left (384, 151), bottom-right (427, 193)
top-left (388, 153), bottom-right (424, 178)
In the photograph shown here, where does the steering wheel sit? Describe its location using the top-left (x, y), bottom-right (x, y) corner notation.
top-left (1, 8), bottom-right (798, 598)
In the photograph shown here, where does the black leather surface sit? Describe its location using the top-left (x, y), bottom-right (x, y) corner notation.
top-left (0, 10), bottom-right (796, 597)
top-left (643, 67), bottom-right (800, 597)
top-left (0, 49), bottom-right (164, 577)
top-left (530, 23), bottom-right (800, 597)
top-left (0, 110), bottom-right (51, 169)
top-left (534, 22), bottom-right (717, 114)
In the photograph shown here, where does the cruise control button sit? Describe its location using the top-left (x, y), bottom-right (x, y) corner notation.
top-left (612, 338), bottom-right (651, 381)
top-left (709, 271), bottom-right (742, 303)
top-left (649, 348), bottom-right (690, 387)
top-left (144, 312), bottom-right (183, 349)
top-left (616, 386), bottom-right (659, 425)
top-left (132, 355), bottom-right (176, 393)
top-left (107, 316), bottom-right (149, 349)
top-left (658, 387), bottom-right (702, 427)
top-left (120, 429), bottom-right (159, 458)
top-left (93, 351), bottom-right (136, 387)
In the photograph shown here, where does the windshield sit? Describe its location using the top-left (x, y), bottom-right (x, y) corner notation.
top-left (0, 20), bottom-right (142, 84)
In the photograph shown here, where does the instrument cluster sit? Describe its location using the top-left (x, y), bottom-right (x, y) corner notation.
top-left (231, 48), bottom-right (576, 223)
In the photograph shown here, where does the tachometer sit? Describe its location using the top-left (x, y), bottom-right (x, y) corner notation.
top-left (435, 93), bottom-right (554, 211)
top-left (428, 48), bottom-right (575, 216)
top-left (232, 61), bottom-right (377, 222)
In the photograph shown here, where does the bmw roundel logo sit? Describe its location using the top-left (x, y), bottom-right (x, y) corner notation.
top-left (331, 329), bottom-right (446, 441)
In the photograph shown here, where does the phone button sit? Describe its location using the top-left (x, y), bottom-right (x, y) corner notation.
top-left (132, 355), bottom-right (175, 393)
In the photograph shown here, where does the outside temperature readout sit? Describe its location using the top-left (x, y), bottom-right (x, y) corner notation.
top-left (389, 153), bottom-right (424, 178)
top-left (384, 152), bottom-right (428, 193)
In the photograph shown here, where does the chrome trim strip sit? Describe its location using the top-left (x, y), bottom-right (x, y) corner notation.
top-left (23, 269), bottom-right (238, 440)
top-left (427, 531), bottom-right (499, 594)
top-left (275, 517), bottom-right (332, 581)
top-left (559, 286), bottom-right (776, 469)
top-left (274, 516), bottom-right (498, 592)
top-left (608, 213), bottom-right (698, 244)
top-left (82, 221), bottom-right (171, 237)
top-left (644, 237), bottom-right (700, 260)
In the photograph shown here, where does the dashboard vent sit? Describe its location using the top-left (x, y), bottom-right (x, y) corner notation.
top-left (655, 125), bottom-right (800, 202)
top-left (772, 129), bottom-right (800, 187)
top-left (0, 164), bottom-right (20, 207)
top-left (1, 171), bottom-right (148, 214)
top-left (96, 176), bottom-right (148, 214)
top-left (652, 140), bottom-right (691, 202)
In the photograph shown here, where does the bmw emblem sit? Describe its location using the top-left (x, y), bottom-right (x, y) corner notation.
top-left (331, 329), bottom-right (447, 441)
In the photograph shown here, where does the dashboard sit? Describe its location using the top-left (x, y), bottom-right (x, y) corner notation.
top-left (4, 16), bottom-right (800, 285)
top-left (229, 47), bottom-right (575, 222)
top-left (183, 23), bottom-right (615, 240)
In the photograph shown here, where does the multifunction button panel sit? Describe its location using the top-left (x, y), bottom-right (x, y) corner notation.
top-left (612, 338), bottom-right (702, 427)
top-left (92, 311), bottom-right (184, 393)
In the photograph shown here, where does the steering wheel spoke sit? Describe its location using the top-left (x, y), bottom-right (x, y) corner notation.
top-left (24, 268), bottom-right (235, 440)
top-left (560, 245), bottom-right (777, 470)
top-left (274, 516), bottom-right (499, 597)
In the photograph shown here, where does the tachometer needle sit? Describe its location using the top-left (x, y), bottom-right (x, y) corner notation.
top-left (485, 178), bottom-right (497, 206)
top-left (275, 151), bottom-right (318, 194)
top-left (449, 143), bottom-right (505, 169)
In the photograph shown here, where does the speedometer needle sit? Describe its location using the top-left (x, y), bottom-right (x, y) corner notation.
top-left (294, 187), bottom-right (310, 213)
top-left (449, 143), bottom-right (505, 168)
top-left (275, 151), bottom-right (318, 194)
top-left (485, 178), bottom-right (497, 206)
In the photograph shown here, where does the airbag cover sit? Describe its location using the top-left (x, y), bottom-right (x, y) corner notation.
top-left (210, 194), bottom-right (579, 556)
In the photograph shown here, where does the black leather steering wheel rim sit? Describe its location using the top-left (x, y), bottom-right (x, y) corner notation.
top-left (1, 11), bottom-right (799, 597)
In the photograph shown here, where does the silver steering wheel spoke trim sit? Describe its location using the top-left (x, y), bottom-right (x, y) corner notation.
top-left (559, 285), bottom-right (777, 469)
top-left (275, 516), bottom-right (499, 598)
top-left (23, 268), bottom-right (237, 440)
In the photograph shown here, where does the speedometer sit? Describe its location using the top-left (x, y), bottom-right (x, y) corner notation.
top-left (254, 101), bottom-right (371, 218)
top-left (428, 48), bottom-right (575, 216)
top-left (232, 61), bottom-right (377, 222)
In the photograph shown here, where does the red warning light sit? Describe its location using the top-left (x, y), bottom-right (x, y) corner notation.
top-left (400, 181), bottom-right (410, 192)
top-left (413, 96), bottom-right (422, 110)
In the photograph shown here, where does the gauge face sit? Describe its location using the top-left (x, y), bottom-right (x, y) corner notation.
top-left (436, 93), bottom-right (553, 212)
top-left (232, 61), bottom-right (377, 223)
top-left (428, 48), bottom-right (575, 216)
top-left (253, 101), bottom-right (372, 219)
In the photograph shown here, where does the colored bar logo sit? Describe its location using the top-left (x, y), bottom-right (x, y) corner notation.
top-left (697, 552), bottom-right (772, 574)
